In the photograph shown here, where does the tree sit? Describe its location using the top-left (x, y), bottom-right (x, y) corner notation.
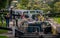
top-left (54, 2), bottom-right (60, 13)
top-left (17, 0), bottom-right (51, 12)
top-left (16, 0), bottom-right (29, 9)
top-left (27, 1), bottom-right (41, 10)
top-left (48, 0), bottom-right (60, 13)
top-left (41, 4), bottom-right (51, 13)
top-left (20, 0), bottom-right (29, 7)
top-left (0, 0), bottom-right (7, 9)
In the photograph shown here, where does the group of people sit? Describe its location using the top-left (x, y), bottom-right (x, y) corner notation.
top-left (16, 13), bottom-right (46, 32)
top-left (3, 12), bottom-right (46, 33)
top-left (4, 13), bottom-right (29, 27)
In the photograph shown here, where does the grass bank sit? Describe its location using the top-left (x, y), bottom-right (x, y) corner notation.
top-left (53, 17), bottom-right (60, 24)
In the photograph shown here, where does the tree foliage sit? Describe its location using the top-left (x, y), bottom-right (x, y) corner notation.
top-left (0, 0), bottom-right (7, 9)
top-left (16, 0), bottom-right (60, 13)
top-left (54, 2), bottom-right (60, 13)
top-left (40, 3), bottom-right (51, 13)
top-left (20, 0), bottom-right (29, 7)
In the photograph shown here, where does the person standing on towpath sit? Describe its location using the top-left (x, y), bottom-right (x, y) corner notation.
top-left (5, 13), bottom-right (10, 27)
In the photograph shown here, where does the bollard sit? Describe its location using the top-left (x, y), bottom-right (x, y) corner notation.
top-left (12, 19), bottom-right (16, 37)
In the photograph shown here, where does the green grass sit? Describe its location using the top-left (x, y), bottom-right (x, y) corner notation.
top-left (0, 36), bottom-right (8, 38)
top-left (0, 30), bottom-right (8, 34)
top-left (0, 21), bottom-right (8, 34)
top-left (0, 21), bottom-right (6, 27)
top-left (53, 17), bottom-right (60, 24)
